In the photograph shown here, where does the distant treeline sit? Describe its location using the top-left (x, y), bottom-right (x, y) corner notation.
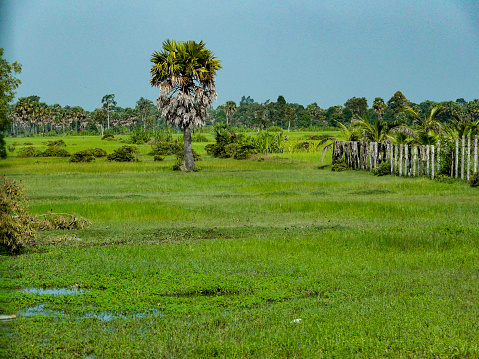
top-left (5, 91), bottom-right (479, 136)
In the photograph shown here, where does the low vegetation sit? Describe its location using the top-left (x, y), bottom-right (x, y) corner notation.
top-left (106, 145), bottom-right (140, 162)
top-left (1, 134), bottom-right (479, 358)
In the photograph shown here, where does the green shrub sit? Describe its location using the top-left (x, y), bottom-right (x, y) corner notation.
top-left (153, 128), bottom-right (173, 142)
top-left (331, 159), bottom-right (349, 172)
top-left (373, 161), bottom-right (391, 176)
top-left (69, 150), bottom-right (95, 163)
top-left (436, 174), bottom-right (454, 184)
top-left (0, 176), bottom-right (35, 253)
top-left (101, 134), bottom-right (114, 140)
top-left (469, 172), bottom-right (479, 187)
top-left (191, 133), bottom-right (209, 142)
top-left (23, 142), bottom-right (33, 145)
top-left (153, 155), bottom-right (164, 161)
top-left (127, 128), bottom-right (151, 144)
top-left (45, 131), bottom-right (59, 137)
top-left (42, 146), bottom-right (71, 157)
top-left (107, 145), bottom-right (140, 162)
top-left (0, 134), bottom-right (6, 159)
top-left (224, 143), bottom-right (256, 160)
top-left (266, 126), bottom-right (283, 132)
top-left (17, 146), bottom-right (42, 158)
top-left (296, 141), bottom-right (310, 150)
top-left (150, 141), bottom-right (182, 156)
top-left (205, 143), bottom-right (227, 158)
top-left (43, 139), bottom-right (66, 147)
top-left (86, 148), bottom-right (107, 157)
top-left (252, 132), bottom-right (283, 154)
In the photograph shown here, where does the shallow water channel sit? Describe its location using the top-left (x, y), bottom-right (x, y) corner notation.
top-left (17, 287), bottom-right (161, 322)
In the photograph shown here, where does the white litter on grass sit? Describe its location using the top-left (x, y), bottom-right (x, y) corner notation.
top-left (290, 318), bottom-right (302, 323)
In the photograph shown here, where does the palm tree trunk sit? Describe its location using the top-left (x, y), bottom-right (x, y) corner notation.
top-left (183, 127), bottom-right (195, 171)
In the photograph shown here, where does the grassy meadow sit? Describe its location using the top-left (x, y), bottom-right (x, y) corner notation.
top-left (1, 134), bottom-right (479, 358)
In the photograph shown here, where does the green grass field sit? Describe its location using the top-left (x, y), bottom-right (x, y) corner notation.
top-left (1, 135), bottom-right (479, 358)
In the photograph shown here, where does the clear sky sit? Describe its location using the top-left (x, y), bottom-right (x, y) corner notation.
top-left (1, 0), bottom-right (478, 111)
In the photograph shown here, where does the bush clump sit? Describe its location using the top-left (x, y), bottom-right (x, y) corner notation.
top-left (107, 145), bottom-right (140, 162)
top-left (86, 148), bottom-right (107, 157)
top-left (469, 172), bottom-right (479, 187)
top-left (205, 143), bottom-right (227, 158)
top-left (266, 126), bottom-right (283, 132)
top-left (42, 146), bottom-right (71, 157)
top-left (373, 161), bottom-right (391, 176)
top-left (224, 143), bottom-right (256, 160)
top-left (127, 128), bottom-right (151, 144)
top-left (69, 150), bottom-right (95, 163)
top-left (150, 141), bottom-right (182, 156)
top-left (0, 176), bottom-right (35, 253)
top-left (43, 139), bottom-right (66, 147)
top-left (17, 146), bottom-right (42, 158)
top-left (436, 174), bottom-right (454, 184)
top-left (153, 155), bottom-right (164, 161)
top-left (331, 159), bottom-right (349, 172)
top-left (191, 133), bottom-right (209, 142)
top-left (102, 134), bottom-right (114, 140)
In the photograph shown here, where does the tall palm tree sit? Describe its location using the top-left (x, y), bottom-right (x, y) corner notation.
top-left (150, 40), bottom-right (222, 171)
top-left (224, 101), bottom-right (237, 126)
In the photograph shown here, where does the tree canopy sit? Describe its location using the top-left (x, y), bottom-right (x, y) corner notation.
top-left (150, 39), bottom-right (222, 171)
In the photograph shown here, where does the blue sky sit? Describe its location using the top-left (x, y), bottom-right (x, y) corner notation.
top-left (1, 0), bottom-right (478, 111)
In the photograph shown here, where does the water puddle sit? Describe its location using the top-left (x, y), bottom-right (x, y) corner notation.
top-left (20, 287), bottom-right (87, 295)
top-left (17, 304), bottom-right (161, 322)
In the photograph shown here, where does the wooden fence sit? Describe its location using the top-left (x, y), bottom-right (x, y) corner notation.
top-left (332, 135), bottom-right (479, 180)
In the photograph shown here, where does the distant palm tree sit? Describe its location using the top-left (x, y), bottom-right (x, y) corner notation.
top-left (372, 97), bottom-right (386, 121)
top-left (224, 101), bottom-right (237, 126)
top-left (403, 105), bottom-right (444, 145)
top-left (443, 107), bottom-right (479, 139)
top-left (352, 115), bottom-right (409, 143)
top-left (150, 40), bottom-right (222, 171)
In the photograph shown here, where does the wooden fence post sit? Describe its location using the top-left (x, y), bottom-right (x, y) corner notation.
top-left (398, 144), bottom-right (403, 176)
top-left (455, 137), bottom-right (459, 178)
top-left (475, 135), bottom-right (478, 175)
top-left (369, 142), bottom-right (374, 171)
top-left (413, 146), bottom-right (417, 177)
top-left (437, 138), bottom-right (440, 174)
top-left (389, 143), bottom-right (394, 175)
top-left (467, 135), bottom-right (471, 181)
top-left (419, 146), bottom-right (423, 175)
top-left (405, 144), bottom-right (409, 176)
top-left (431, 145), bottom-right (435, 180)
top-left (426, 145), bottom-right (431, 176)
